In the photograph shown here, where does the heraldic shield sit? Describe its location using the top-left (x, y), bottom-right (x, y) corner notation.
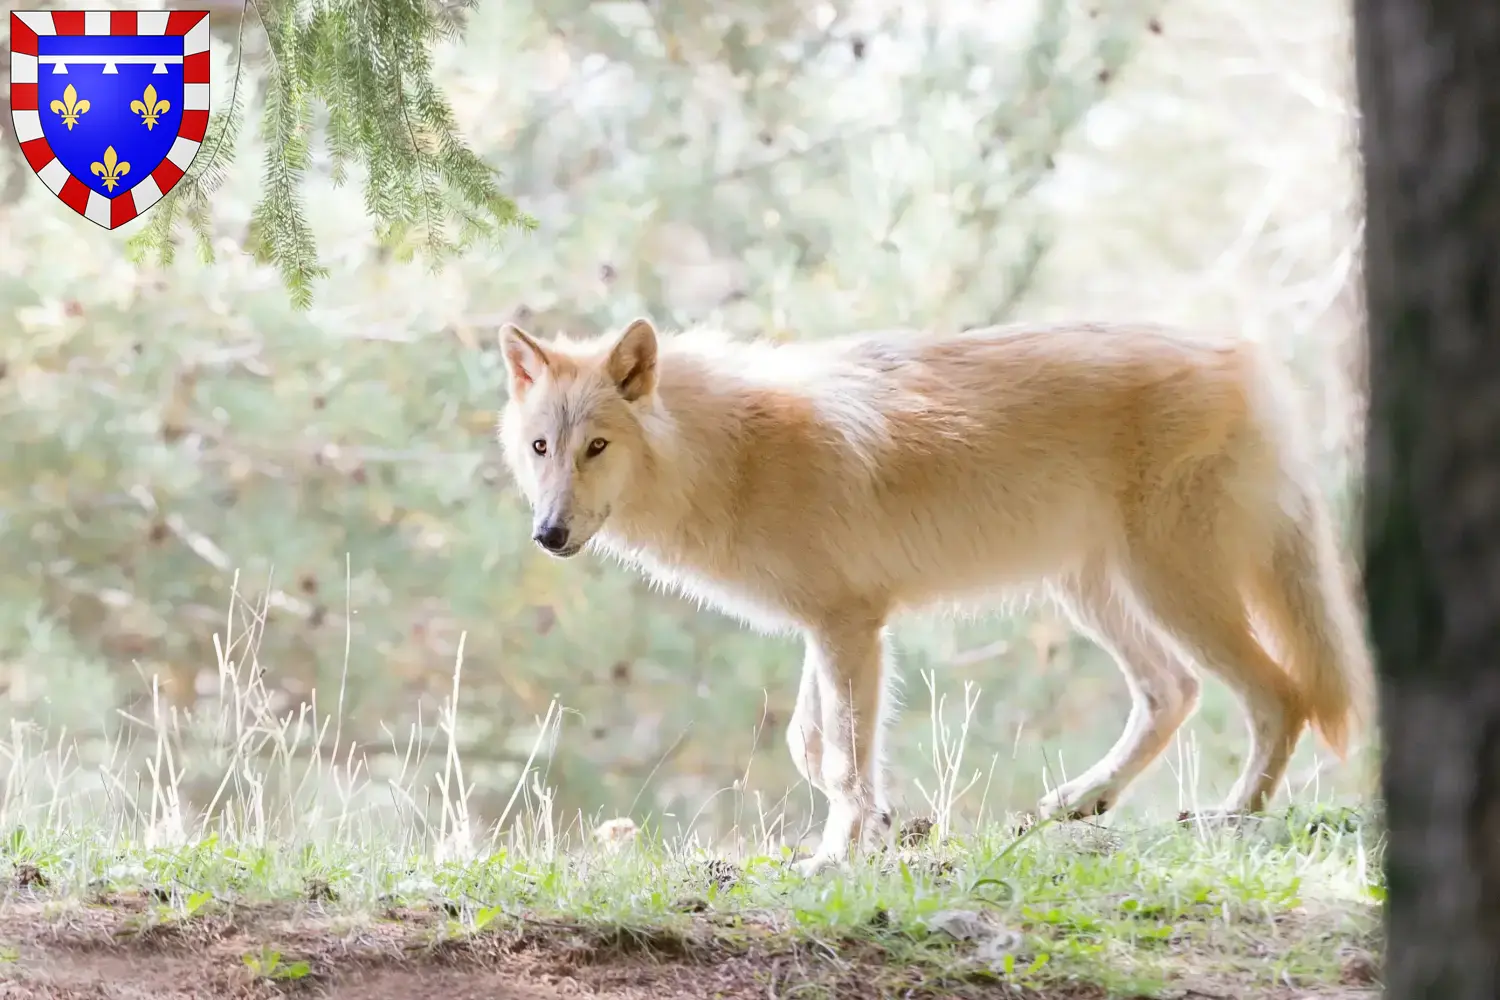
top-left (8, 10), bottom-right (210, 230)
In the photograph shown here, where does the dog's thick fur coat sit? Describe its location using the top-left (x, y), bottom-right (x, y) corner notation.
top-left (498, 318), bottom-right (1373, 873)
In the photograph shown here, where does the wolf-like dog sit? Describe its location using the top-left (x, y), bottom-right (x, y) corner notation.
top-left (497, 317), bottom-right (1372, 874)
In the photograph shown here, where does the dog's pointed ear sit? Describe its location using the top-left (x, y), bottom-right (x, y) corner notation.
top-left (606, 318), bottom-right (658, 402)
top-left (500, 324), bottom-right (550, 397)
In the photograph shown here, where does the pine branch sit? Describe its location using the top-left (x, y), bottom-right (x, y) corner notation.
top-left (126, 0), bottom-right (534, 307)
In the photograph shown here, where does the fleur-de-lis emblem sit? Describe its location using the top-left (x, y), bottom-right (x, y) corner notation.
top-left (130, 85), bottom-right (170, 131)
top-left (90, 146), bottom-right (130, 192)
top-left (49, 83), bottom-right (90, 130)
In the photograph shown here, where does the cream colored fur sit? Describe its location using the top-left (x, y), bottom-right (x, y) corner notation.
top-left (497, 317), bottom-right (1374, 875)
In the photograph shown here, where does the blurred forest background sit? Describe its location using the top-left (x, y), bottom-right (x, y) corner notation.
top-left (0, 0), bottom-right (1369, 848)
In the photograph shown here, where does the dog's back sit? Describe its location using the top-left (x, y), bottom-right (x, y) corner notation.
top-left (629, 322), bottom-right (1295, 615)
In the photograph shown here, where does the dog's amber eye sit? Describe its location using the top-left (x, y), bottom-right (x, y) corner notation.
top-left (531, 438), bottom-right (547, 456)
top-left (586, 438), bottom-right (609, 458)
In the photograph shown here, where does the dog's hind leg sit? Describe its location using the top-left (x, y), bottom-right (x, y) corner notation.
top-left (1038, 563), bottom-right (1202, 820)
top-left (1124, 547), bottom-right (1307, 815)
top-left (786, 646), bottom-right (828, 794)
top-left (793, 611), bottom-right (895, 876)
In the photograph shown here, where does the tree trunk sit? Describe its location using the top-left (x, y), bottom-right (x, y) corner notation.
top-left (1355, 2), bottom-right (1500, 997)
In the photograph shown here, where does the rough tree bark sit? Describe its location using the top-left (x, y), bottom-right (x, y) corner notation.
top-left (1355, 2), bottom-right (1500, 997)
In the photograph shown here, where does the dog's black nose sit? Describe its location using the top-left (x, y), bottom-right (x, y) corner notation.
top-left (533, 524), bottom-right (571, 552)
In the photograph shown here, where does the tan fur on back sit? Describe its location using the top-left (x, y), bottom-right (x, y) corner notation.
top-left (499, 319), bottom-right (1374, 870)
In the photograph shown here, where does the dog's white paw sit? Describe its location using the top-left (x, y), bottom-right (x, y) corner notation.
top-left (791, 805), bottom-right (891, 877)
top-left (1036, 774), bottom-right (1120, 822)
top-left (792, 853), bottom-right (843, 878)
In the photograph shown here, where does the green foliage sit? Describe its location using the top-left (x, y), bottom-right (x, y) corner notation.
top-left (123, 0), bottom-right (535, 307)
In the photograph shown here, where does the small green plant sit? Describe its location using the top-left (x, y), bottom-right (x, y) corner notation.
top-left (146, 888), bottom-right (215, 926)
top-left (1001, 951), bottom-right (1053, 987)
top-left (242, 947), bottom-right (311, 983)
top-left (181, 890), bottom-right (214, 920)
top-left (472, 904), bottom-right (505, 933)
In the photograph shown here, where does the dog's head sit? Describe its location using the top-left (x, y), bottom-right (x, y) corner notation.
top-left (497, 318), bottom-right (659, 558)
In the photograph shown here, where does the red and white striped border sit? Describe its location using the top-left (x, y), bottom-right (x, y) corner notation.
top-left (8, 10), bottom-right (210, 230)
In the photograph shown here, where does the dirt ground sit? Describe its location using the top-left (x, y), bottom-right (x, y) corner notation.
top-left (0, 897), bottom-right (1378, 1000)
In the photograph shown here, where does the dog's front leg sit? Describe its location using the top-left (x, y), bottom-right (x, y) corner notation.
top-left (793, 615), bottom-right (894, 876)
top-left (786, 646), bottom-right (827, 793)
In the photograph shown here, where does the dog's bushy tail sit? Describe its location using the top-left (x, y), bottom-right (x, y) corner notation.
top-left (1250, 484), bottom-right (1374, 757)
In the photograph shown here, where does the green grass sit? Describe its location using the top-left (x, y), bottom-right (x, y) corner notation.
top-left (0, 805), bottom-right (1382, 997)
top-left (0, 583), bottom-right (1383, 998)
